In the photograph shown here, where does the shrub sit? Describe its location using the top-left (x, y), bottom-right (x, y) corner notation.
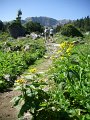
top-left (61, 24), bottom-right (83, 37)
top-left (8, 21), bottom-right (26, 38)
top-left (0, 20), bottom-right (4, 31)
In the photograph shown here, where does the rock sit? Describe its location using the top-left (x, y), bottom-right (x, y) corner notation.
top-left (24, 45), bottom-right (30, 51)
top-left (24, 75), bottom-right (33, 80)
top-left (23, 112), bottom-right (33, 120)
top-left (85, 32), bottom-right (90, 35)
top-left (44, 55), bottom-right (49, 59)
top-left (17, 37), bottom-right (26, 40)
top-left (4, 74), bottom-right (11, 81)
top-left (26, 34), bottom-right (31, 38)
top-left (72, 40), bottom-right (80, 45)
top-left (30, 32), bottom-right (40, 40)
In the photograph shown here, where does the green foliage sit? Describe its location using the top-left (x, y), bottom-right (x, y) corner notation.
top-left (73, 16), bottom-right (90, 32)
top-left (8, 21), bottom-right (26, 38)
top-left (48, 41), bottom-right (90, 119)
top-left (8, 10), bottom-right (26, 38)
top-left (0, 80), bottom-right (8, 91)
top-left (0, 32), bottom-right (10, 41)
top-left (61, 24), bottom-right (83, 37)
top-left (24, 21), bottom-right (44, 34)
top-left (12, 71), bottom-right (49, 119)
top-left (2, 22), bottom-right (10, 33)
top-left (16, 9), bottom-right (22, 24)
top-left (0, 38), bottom-right (45, 91)
top-left (55, 25), bottom-right (62, 32)
top-left (0, 20), bottom-right (4, 31)
top-left (11, 35), bottom-right (90, 119)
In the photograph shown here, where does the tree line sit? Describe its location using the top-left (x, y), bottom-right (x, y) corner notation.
top-left (0, 10), bottom-right (44, 38)
top-left (73, 16), bottom-right (90, 32)
top-left (56, 16), bottom-right (90, 33)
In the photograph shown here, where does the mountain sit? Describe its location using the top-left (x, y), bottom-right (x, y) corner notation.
top-left (23, 16), bottom-right (71, 27)
top-left (3, 16), bottom-right (71, 27)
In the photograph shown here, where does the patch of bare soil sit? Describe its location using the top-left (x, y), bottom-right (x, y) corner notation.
top-left (0, 89), bottom-right (20, 120)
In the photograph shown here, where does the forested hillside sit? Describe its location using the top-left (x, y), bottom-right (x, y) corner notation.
top-left (73, 16), bottom-right (90, 32)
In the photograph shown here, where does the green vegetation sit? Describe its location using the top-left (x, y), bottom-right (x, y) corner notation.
top-left (12, 33), bottom-right (90, 119)
top-left (48, 38), bottom-right (90, 119)
top-left (0, 11), bottom-right (90, 119)
top-left (0, 20), bottom-right (4, 31)
top-left (61, 24), bottom-right (83, 37)
top-left (73, 16), bottom-right (90, 32)
top-left (0, 37), bottom-right (45, 91)
top-left (24, 21), bottom-right (44, 34)
top-left (8, 10), bottom-right (26, 38)
top-left (8, 21), bottom-right (26, 39)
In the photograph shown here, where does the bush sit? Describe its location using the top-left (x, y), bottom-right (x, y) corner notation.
top-left (48, 41), bottom-right (90, 119)
top-left (0, 20), bottom-right (4, 31)
top-left (24, 21), bottom-right (44, 34)
top-left (61, 24), bottom-right (83, 37)
top-left (0, 38), bottom-right (45, 91)
top-left (8, 21), bottom-right (26, 38)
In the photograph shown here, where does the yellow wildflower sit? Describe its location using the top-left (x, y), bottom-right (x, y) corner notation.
top-left (60, 41), bottom-right (67, 49)
top-left (56, 50), bottom-right (62, 54)
top-left (61, 56), bottom-right (64, 60)
top-left (67, 52), bottom-right (71, 56)
top-left (66, 47), bottom-right (72, 53)
top-left (69, 43), bottom-right (74, 48)
top-left (15, 79), bottom-right (26, 84)
top-left (39, 79), bottom-right (45, 82)
top-left (29, 68), bottom-right (37, 73)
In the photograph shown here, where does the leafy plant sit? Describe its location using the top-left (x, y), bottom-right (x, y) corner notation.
top-left (48, 41), bottom-right (90, 119)
top-left (0, 38), bottom-right (45, 91)
top-left (12, 69), bottom-right (49, 119)
top-left (61, 24), bottom-right (83, 37)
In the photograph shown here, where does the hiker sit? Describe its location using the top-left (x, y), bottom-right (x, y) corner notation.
top-left (49, 27), bottom-right (54, 42)
top-left (44, 27), bottom-right (49, 42)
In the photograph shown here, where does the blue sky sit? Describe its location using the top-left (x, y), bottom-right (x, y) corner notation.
top-left (0, 0), bottom-right (90, 21)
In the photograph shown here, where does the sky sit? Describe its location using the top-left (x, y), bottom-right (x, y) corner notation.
top-left (0, 0), bottom-right (90, 21)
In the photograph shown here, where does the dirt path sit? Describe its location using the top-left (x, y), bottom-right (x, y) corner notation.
top-left (0, 90), bottom-right (19, 120)
top-left (0, 42), bottom-right (59, 120)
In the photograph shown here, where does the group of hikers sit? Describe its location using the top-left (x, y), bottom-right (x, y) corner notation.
top-left (44, 27), bottom-right (54, 42)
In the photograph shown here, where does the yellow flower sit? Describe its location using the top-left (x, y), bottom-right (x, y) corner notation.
top-left (61, 56), bottom-right (64, 60)
top-left (29, 68), bottom-right (37, 73)
top-left (39, 79), bottom-right (45, 82)
top-left (66, 47), bottom-right (72, 53)
top-left (67, 52), bottom-right (71, 56)
top-left (69, 43), bottom-right (74, 48)
top-left (56, 50), bottom-right (62, 54)
top-left (60, 42), bottom-right (67, 49)
top-left (15, 79), bottom-right (26, 84)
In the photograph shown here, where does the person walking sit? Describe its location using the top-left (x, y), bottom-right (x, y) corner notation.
top-left (44, 27), bottom-right (49, 42)
top-left (49, 27), bottom-right (54, 42)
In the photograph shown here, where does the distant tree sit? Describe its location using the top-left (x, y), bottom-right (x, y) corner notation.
top-left (16, 9), bottom-right (22, 24)
top-left (3, 22), bottom-right (10, 32)
top-left (8, 22), bottom-right (25, 38)
top-left (8, 9), bottom-right (26, 38)
top-left (55, 25), bottom-right (62, 32)
top-left (0, 20), bottom-right (4, 31)
top-left (61, 24), bottom-right (83, 37)
top-left (25, 21), bottom-right (44, 33)
top-left (84, 16), bottom-right (90, 31)
top-left (73, 16), bottom-right (90, 32)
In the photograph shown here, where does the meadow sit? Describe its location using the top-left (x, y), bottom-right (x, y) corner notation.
top-left (0, 31), bottom-right (90, 119)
